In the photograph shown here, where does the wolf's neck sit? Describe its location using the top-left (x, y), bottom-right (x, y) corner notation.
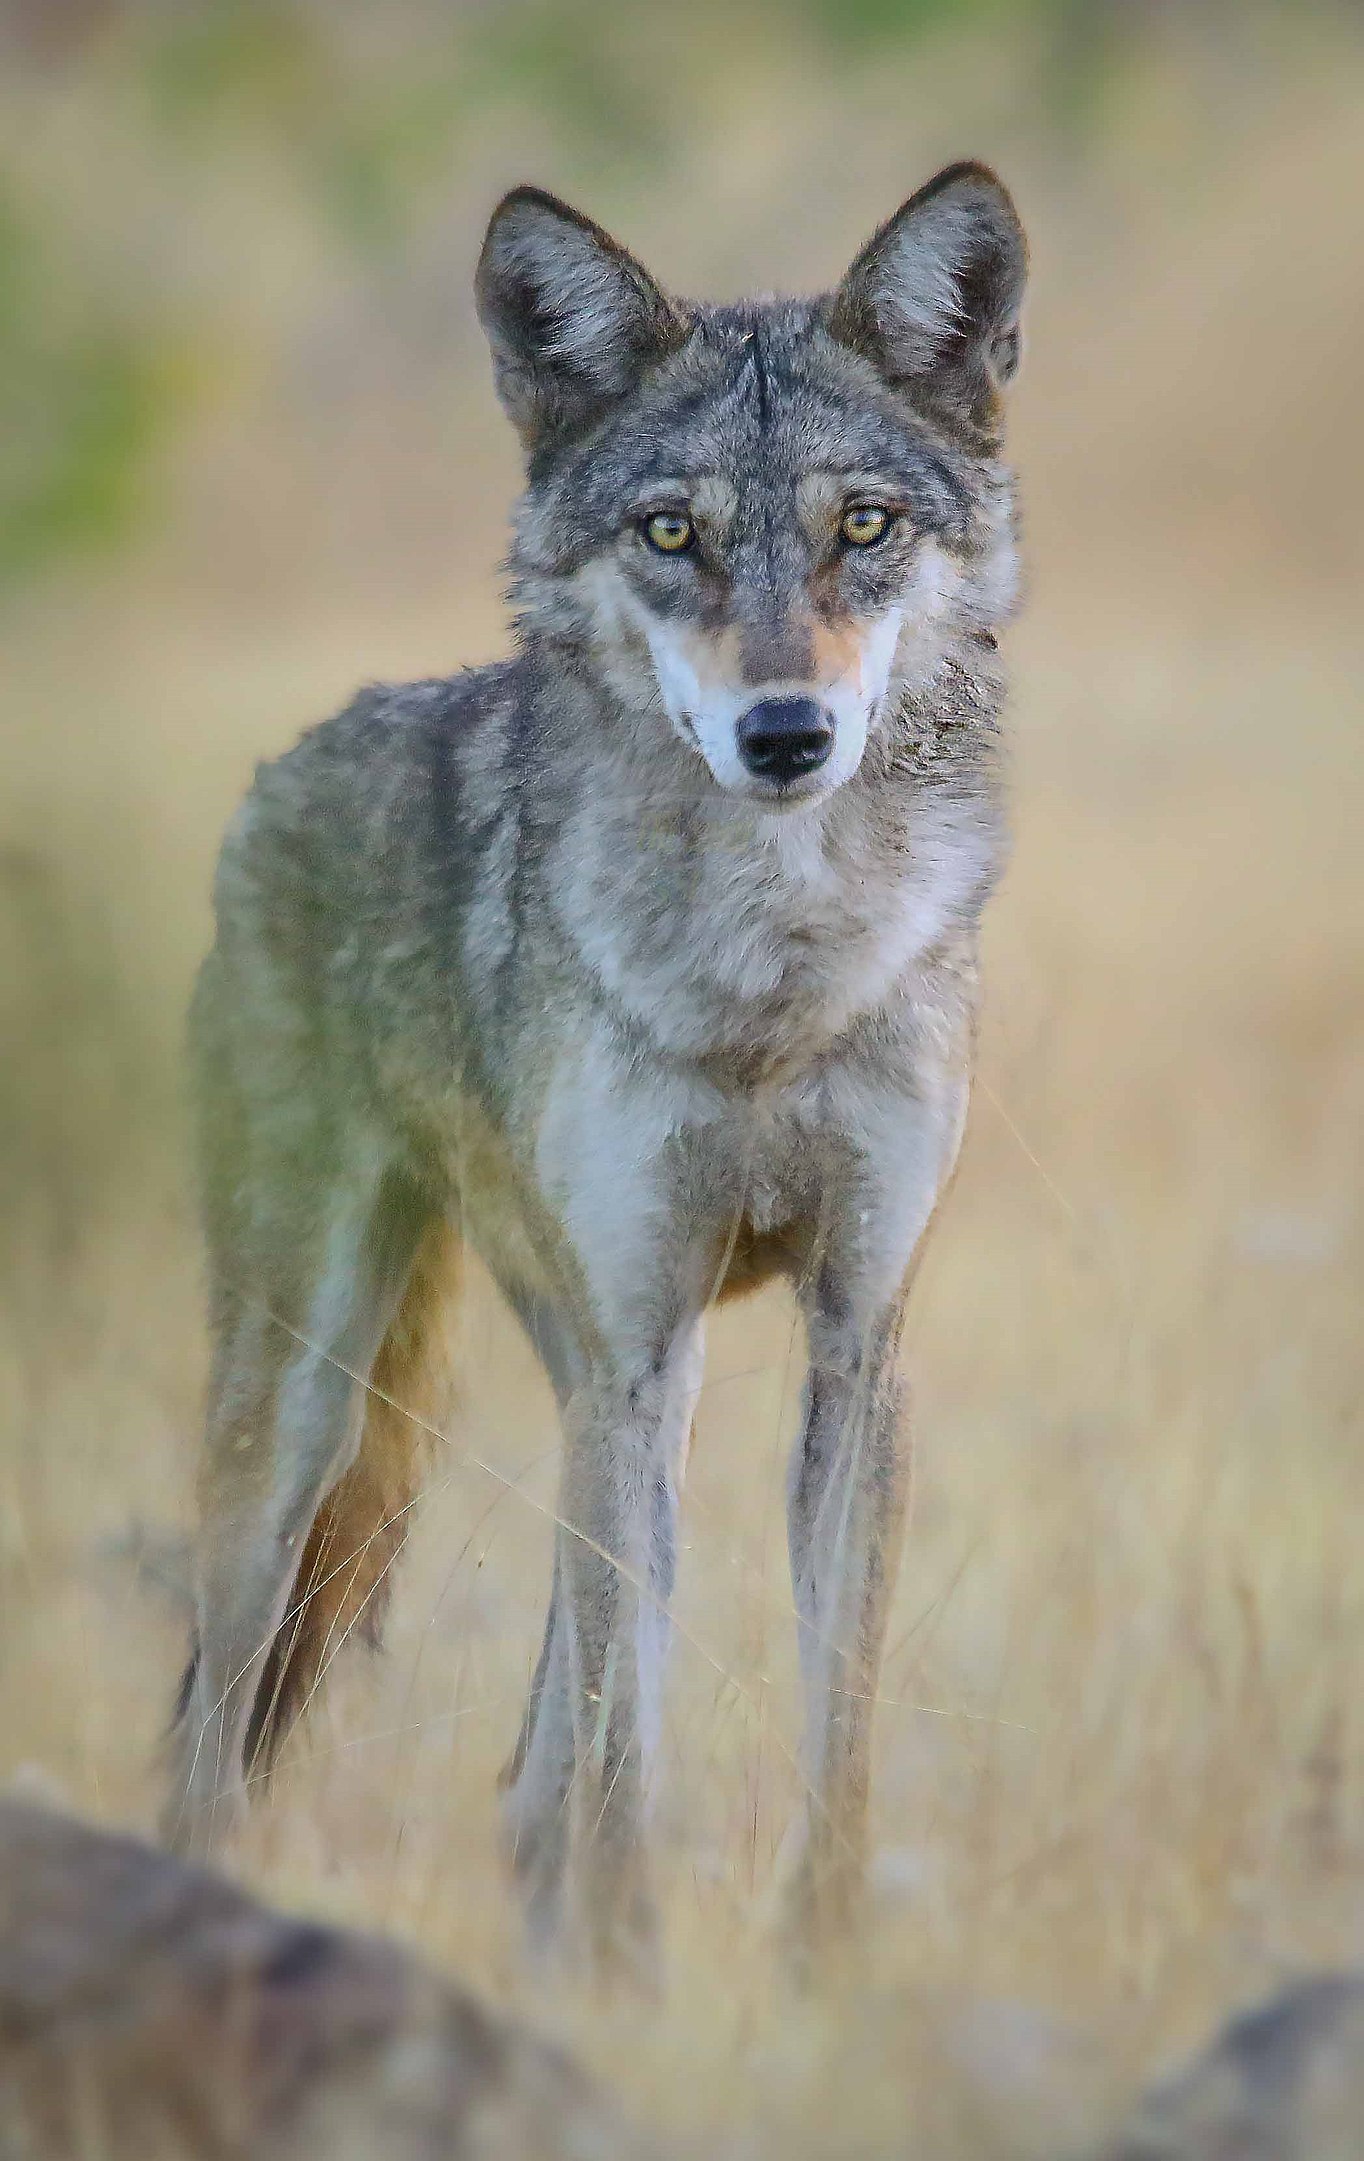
top-left (529, 656), bottom-right (1002, 1069)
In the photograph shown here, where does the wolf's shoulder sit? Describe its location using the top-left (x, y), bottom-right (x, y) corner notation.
top-left (217, 658), bottom-right (524, 913)
top-left (261, 658), bottom-right (519, 800)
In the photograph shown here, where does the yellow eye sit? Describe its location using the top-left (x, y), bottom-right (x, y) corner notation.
top-left (840, 504), bottom-right (891, 547)
top-left (643, 510), bottom-right (695, 554)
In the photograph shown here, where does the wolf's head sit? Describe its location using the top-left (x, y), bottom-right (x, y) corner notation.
top-left (478, 166), bottom-right (1026, 808)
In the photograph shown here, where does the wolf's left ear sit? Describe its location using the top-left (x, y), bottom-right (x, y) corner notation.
top-left (476, 187), bottom-right (690, 454)
top-left (828, 163), bottom-right (1027, 437)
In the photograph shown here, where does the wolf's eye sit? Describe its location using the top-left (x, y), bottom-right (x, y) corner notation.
top-left (643, 511), bottom-right (695, 554)
top-left (840, 504), bottom-right (892, 547)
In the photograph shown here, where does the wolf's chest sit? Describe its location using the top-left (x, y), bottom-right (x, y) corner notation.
top-left (635, 843), bottom-right (889, 1058)
top-left (548, 783), bottom-right (991, 1070)
top-left (656, 822), bottom-right (966, 1061)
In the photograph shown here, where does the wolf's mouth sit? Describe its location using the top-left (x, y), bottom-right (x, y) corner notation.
top-left (742, 768), bottom-right (835, 809)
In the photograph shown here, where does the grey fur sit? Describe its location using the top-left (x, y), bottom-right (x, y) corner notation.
top-left (164, 166), bottom-right (1027, 1966)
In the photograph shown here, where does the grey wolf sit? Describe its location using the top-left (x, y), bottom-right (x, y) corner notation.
top-left (0, 1796), bottom-right (627, 2159)
top-left (163, 163), bottom-right (1028, 1966)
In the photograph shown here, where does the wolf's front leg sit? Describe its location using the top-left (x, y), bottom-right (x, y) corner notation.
top-left (784, 1074), bottom-right (969, 1946)
top-left (502, 1314), bottom-right (703, 1971)
top-left (785, 1299), bottom-right (912, 1943)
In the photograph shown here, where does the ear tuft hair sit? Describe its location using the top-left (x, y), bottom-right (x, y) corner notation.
top-left (828, 163), bottom-right (1027, 438)
top-left (476, 187), bottom-right (690, 453)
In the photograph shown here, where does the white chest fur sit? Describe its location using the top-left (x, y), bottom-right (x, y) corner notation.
top-left (563, 781), bottom-right (992, 1066)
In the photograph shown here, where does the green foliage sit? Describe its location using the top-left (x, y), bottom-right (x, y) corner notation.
top-left (140, 0), bottom-right (318, 129)
top-left (137, 2), bottom-right (465, 250)
top-left (793, 0), bottom-right (1155, 122)
top-left (457, 0), bottom-right (671, 168)
top-left (135, 0), bottom-right (678, 243)
top-left (0, 0), bottom-right (1345, 587)
top-left (800, 0), bottom-right (1005, 53)
top-left (0, 180), bottom-right (183, 581)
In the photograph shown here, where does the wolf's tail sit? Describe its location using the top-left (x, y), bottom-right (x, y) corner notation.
top-left (241, 1219), bottom-right (462, 1779)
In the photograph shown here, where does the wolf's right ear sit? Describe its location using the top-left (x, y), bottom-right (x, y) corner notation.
top-left (828, 163), bottom-right (1027, 438)
top-left (476, 188), bottom-right (690, 454)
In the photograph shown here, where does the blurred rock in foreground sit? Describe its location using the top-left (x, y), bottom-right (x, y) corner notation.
top-left (0, 1798), bottom-right (628, 2160)
top-left (1105, 1974), bottom-right (1364, 2161)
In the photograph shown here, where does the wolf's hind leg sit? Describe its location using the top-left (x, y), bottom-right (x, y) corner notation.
top-left (243, 1214), bottom-right (459, 1778)
top-left (164, 1160), bottom-right (430, 1856)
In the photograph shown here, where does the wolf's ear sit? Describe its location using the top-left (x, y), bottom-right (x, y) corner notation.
top-left (476, 187), bottom-right (690, 453)
top-left (828, 163), bottom-right (1027, 436)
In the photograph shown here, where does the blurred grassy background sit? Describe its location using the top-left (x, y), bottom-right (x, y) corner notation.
top-left (2, 2), bottom-right (1363, 2154)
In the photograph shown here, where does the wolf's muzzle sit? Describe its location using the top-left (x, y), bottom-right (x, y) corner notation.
top-left (735, 697), bottom-right (834, 787)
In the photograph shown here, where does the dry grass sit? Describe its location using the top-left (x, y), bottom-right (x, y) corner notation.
top-left (2, 20), bottom-right (1363, 2156)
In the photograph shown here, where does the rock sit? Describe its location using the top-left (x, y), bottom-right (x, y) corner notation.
top-left (0, 1798), bottom-right (633, 2160)
top-left (1104, 1974), bottom-right (1364, 2161)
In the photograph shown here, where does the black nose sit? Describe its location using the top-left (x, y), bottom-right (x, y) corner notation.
top-left (735, 697), bottom-right (834, 785)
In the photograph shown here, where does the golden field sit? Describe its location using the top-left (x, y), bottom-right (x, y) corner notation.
top-left (2, 8), bottom-right (1362, 2152)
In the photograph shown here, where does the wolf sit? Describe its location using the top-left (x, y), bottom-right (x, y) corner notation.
top-left (163, 163), bottom-right (1028, 1966)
